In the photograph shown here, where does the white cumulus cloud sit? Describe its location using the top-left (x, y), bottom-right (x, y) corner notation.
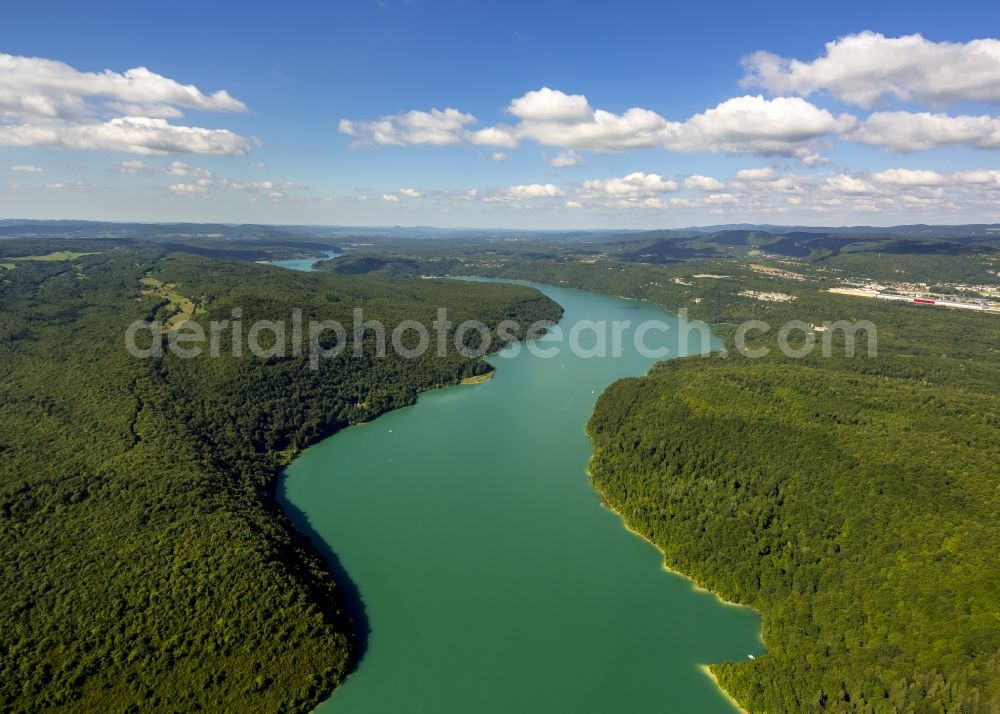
top-left (741, 32), bottom-right (1000, 107)
top-left (507, 88), bottom-right (671, 151)
top-left (0, 54), bottom-right (250, 157)
top-left (340, 88), bottom-right (856, 160)
top-left (545, 149), bottom-right (585, 167)
top-left (663, 95), bottom-right (857, 157)
top-left (507, 87), bottom-right (594, 123)
top-left (580, 171), bottom-right (678, 197)
top-left (735, 167), bottom-right (779, 182)
top-left (849, 111), bottom-right (1000, 152)
top-left (503, 183), bottom-right (563, 199)
top-left (468, 126), bottom-right (518, 148)
top-left (0, 53), bottom-right (246, 118)
top-left (824, 174), bottom-right (878, 195)
top-left (168, 183), bottom-right (208, 196)
top-left (869, 168), bottom-right (946, 186)
top-left (166, 160), bottom-right (212, 178)
top-left (339, 108), bottom-right (514, 147)
top-left (683, 175), bottom-right (725, 191)
top-left (0, 116), bottom-right (250, 155)
top-left (118, 159), bottom-right (213, 177)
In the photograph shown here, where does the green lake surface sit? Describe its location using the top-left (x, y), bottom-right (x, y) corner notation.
top-left (266, 250), bottom-right (341, 272)
top-left (279, 281), bottom-right (763, 713)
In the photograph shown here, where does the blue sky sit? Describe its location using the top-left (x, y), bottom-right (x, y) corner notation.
top-left (3, 0), bottom-right (1000, 227)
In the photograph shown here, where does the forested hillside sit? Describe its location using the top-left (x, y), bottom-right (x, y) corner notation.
top-left (0, 248), bottom-right (561, 712)
top-left (588, 316), bottom-right (1000, 710)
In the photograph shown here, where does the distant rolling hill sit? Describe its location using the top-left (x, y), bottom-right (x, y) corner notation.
top-left (605, 226), bottom-right (1000, 265)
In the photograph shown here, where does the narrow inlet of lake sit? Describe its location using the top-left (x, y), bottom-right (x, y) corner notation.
top-left (280, 281), bottom-right (762, 713)
top-left (265, 250), bottom-right (341, 272)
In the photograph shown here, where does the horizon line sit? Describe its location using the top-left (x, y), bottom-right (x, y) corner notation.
top-left (3, 217), bottom-right (1000, 233)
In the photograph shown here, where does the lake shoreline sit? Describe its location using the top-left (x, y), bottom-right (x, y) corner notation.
top-left (699, 665), bottom-right (750, 714)
top-left (460, 370), bottom-right (494, 384)
top-left (586, 459), bottom-right (763, 712)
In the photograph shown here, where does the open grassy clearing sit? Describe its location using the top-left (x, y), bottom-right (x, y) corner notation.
top-left (140, 276), bottom-right (197, 330)
top-left (13, 251), bottom-right (100, 261)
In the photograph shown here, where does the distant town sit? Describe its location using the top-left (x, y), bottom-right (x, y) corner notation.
top-left (829, 282), bottom-right (999, 312)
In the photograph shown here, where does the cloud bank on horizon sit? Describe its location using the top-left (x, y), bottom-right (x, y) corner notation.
top-left (3, 29), bottom-right (1000, 227)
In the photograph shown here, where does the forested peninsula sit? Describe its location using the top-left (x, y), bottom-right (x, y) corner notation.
top-left (0, 247), bottom-right (561, 712)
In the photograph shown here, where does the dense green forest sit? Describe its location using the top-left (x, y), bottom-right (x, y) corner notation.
top-left (589, 358), bottom-right (1000, 712)
top-left (582, 281), bottom-right (1000, 711)
top-left (3, 222), bottom-right (999, 712)
top-left (0, 247), bottom-right (561, 712)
